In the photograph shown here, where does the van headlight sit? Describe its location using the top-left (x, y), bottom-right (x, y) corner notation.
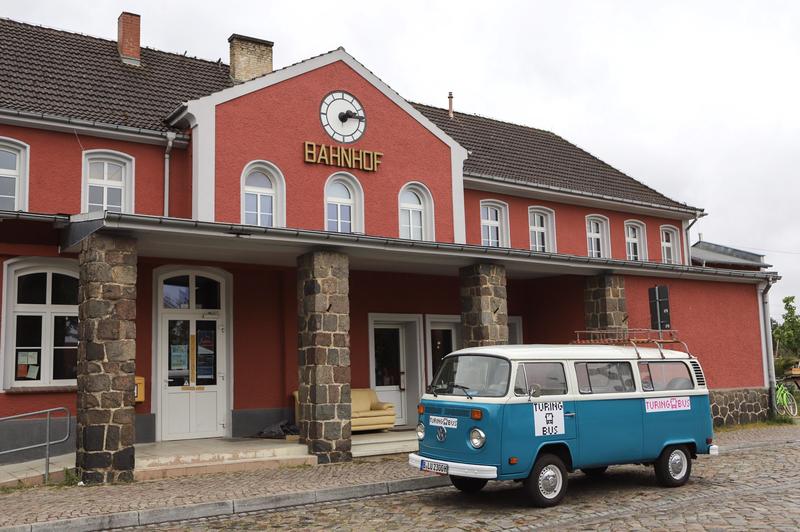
top-left (416, 423), bottom-right (425, 440)
top-left (469, 428), bottom-right (486, 449)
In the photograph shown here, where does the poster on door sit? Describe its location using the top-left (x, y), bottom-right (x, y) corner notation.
top-left (533, 401), bottom-right (565, 436)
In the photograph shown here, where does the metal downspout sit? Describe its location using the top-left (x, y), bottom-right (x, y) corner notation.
top-left (163, 131), bottom-right (177, 217)
top-left (684, 213), bottom-right (701, 265)
top-left (761, 281), bottom-right (777, 414)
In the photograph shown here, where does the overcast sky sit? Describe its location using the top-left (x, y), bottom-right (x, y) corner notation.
top-left (5, 0), bottom-right (798, 318)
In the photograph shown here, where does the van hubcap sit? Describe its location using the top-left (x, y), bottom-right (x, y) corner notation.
top-left (538, 465), bottom-right (562, 498)
top-left (668, 450), bottom-right (687, 479)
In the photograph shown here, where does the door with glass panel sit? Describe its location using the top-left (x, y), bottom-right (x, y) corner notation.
top-left (372, 325), bottom-right (407, 425)
top-left (159, 273), bottom-right (226, 440)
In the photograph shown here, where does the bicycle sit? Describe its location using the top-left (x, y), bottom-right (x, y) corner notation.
top-left (776, 380), bottom-right (798, 417)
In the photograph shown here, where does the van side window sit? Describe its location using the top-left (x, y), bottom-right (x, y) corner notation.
top-left (524, 363), bottom-right (567, 395)
top-left (514, 366), bottom-right (528, 396)
top-left (575, 362), bottom-right (635, 394)
top-left (638, 361), bottom-right (694, 391)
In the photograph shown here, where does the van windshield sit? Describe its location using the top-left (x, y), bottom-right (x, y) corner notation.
top-left (431, 355), bottom-right (510, 398)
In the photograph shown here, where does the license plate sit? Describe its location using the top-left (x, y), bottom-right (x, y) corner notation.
top-left (420, 459), bottom-right (449, 475)
top-left (429, 415), bottom-right (458, 428)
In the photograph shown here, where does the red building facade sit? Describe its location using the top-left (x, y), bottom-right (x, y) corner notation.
top-left (0, 13), bottom-right (778, 480)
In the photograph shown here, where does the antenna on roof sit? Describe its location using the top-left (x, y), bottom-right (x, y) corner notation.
top-left (448, 91), bottom-right (454, 118)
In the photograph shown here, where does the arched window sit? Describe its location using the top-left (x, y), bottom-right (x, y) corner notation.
top-left (0, 137), bottom-right (29, 211)
top-left (241, 161), bottom-right (286, 227)
top-left (586, 215), bottom-right (610, 258)
top-left (660, 225), bottom-right (682, 264)
top-left (83, 150), bottom-right (134, 213)
top-left (480, 199), bottom-right (510, 248)
top-left (528, 207), bottom-right (556, 253)
top-left (2, 259), bottom-right (79, 388)
top-left (624, 220), bottom-right (648, 261)
top-left (162, 273), bottom-right (221, 310)
top-left (398, 182), bottom-right (434, 241)
top-left (325, 173), bottom-right (364, 233)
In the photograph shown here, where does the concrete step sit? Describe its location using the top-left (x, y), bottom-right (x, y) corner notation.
top-left (352, 430), bottom-right (418, 458)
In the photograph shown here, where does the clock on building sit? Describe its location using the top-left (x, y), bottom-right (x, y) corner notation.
top-left (320, 91), bottom-right (366, 143)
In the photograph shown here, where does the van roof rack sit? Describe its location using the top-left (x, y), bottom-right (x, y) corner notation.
top-left (573, 329), bottom-right (694, 360)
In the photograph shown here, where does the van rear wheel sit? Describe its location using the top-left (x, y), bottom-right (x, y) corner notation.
top-left (654, 445), bottom-right (692, 487)
top-left (581, 466), bottom-right (608, 477)
top-left (450, 475), bottom-right (487, 494)
top-left (524, 454), bottom-right (568, 507)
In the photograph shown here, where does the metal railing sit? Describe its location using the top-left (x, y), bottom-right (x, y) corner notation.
top-left (0, 407), bottom-right (71, 483)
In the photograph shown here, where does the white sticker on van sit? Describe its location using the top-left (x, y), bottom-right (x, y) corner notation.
top-left (645, 396), bottom-right (691, 413)
top-left (533, 401), bottom-right (565, 436)
top-left (429, 416), bottom-right (458, 429)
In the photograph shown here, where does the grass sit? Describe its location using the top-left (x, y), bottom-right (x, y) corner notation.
top-left (715, 416), bottom-right (797, 432)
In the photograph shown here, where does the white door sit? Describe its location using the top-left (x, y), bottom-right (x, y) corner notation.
top-left (161, 316), bottom-right (226, 440)
top-left (372, 325), bottom-right (407, 425)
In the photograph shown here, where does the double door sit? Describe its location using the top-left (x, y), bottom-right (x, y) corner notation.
top-left (161, 315), bottom-right (226, 440)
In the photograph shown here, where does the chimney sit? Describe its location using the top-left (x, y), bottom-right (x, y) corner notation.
top-left (117, 12), bottom-right (141, 66)
top-left (448, 92), bottom-right (454, 118)
top-left (228, 34), bottom-right (274, 83)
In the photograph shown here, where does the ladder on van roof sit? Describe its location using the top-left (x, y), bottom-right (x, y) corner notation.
top-left (573, 328), bottom-right (694, 360)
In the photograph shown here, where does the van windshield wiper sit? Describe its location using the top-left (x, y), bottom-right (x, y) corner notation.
top-left (452, 384), bottom-right (473, 399)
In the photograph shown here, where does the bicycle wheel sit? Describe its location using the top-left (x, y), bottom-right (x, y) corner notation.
top-left (787, 393), bottom-right (798, 417)
top-left (776, 393), bottom-right (788, 416)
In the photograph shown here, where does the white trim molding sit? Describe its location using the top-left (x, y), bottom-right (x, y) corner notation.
top-left (659, 224), bottom-right (682, 265)
top-left (624, 219), bottom-right (648, 261)
top-left (527, 206), bottom-right (557, 253)
top-left (585, 214), bottom-right (611, 259)
top-left (479, 199), bottom-right (510, 248)
top-left (240, 160), bottom-right (287, 228)
top-left (398, 181), bottom-right (436, 241)
top-left (81, 149), bottom-right (135, 214)
top-left (324, 171), bottom-right (365, 234)
top-left (0, 136), bottom-right (30, 212)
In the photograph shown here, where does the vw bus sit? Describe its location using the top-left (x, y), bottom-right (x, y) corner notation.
top-left (409, 344), bottom-right (718, 506)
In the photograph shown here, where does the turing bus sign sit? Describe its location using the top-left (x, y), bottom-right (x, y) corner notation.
top-left (303, 141), bottom-right (384, 172)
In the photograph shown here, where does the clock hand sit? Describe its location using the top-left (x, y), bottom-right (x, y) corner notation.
top-left (338, 110), bottom-right (366, 123)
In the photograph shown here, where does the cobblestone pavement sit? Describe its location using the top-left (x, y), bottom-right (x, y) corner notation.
top-left (0, 423), bottom-right (797, 529)
top-left (129, 424), bottom-right (800, 531)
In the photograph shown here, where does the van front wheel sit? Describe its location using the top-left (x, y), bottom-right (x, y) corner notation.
top-left (524, 454), bottom-right (568, 507)
top-left (654, 445), bottom-right (692, 487)
top-left (450, 475), bottom-right (488, 494)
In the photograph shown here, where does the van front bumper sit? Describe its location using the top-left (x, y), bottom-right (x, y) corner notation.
top-left (408, 453), bottom-right (498, 479)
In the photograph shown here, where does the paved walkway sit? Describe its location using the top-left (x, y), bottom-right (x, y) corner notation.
top-left (0, 423), bottom-right (797, 531)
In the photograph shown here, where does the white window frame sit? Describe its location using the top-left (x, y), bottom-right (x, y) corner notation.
top-left (528, 206), bottom-right (557, 253)
top-left (624, 220), bottom-right (648, 261)
top-left (660, 225), bottom-right (682, 265)
top-left (480, 199), bottom-right (510, 248)
top-left (586, 215), bottom-right (611, 258)
top-left (324, 172), bottom-right (364, 234)
top-left (0, 137), bottom-right (30, 212)
top-left (240, 160), bottom-right (287, 228)
top-left (82, 149), bottom-right (135, 214)
top-left (1, 258), bottom-right (79, 389)
top-left (398, 182), bottom-right (435, 241)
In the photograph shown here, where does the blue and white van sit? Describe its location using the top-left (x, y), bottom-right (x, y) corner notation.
top-left (409, 345), bottom-right (718, 506)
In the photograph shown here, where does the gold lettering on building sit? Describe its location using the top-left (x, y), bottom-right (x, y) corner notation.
top-left (303, 141), bottom-right (383, 172)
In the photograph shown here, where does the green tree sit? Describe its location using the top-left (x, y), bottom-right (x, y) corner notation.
top-left (772, 296), bottom-right (800, 376)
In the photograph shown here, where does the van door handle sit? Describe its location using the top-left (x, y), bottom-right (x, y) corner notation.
top-left (564, 412), bottom-right (576, 417)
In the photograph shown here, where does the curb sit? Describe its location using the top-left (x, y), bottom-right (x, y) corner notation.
top-left (0, 475), bottom-right (450, 532)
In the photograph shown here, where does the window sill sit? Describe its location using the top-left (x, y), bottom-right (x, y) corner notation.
top-left (4, 385), bottom-right (77, 394)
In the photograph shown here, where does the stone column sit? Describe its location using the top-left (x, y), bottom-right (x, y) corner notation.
top-left (76, 233), bottom-right (137, 484)
top-left (584, 274), bottom-right (627, 330)
top-left (460, 263), bottom-right (508, 347)
top-left (296, 251), bottom-right (351, 463)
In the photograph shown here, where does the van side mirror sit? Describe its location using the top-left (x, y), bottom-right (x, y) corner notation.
top-left (528, 383), bottom-right (542, 398)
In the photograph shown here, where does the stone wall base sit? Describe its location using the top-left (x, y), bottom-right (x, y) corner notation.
top-left (709, 388), bottom-right (769, 427)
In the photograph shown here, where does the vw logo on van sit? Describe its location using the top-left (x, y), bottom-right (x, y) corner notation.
top-left (436, 426), bottom-right (447, 442)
